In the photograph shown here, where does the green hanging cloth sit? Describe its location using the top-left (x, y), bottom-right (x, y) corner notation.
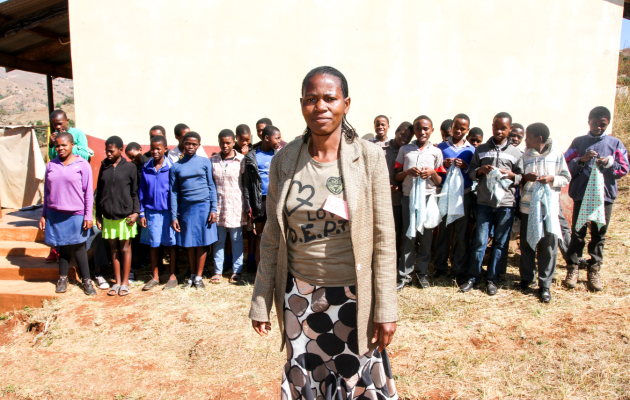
top-left (575, 164), bottom-right (606, 229)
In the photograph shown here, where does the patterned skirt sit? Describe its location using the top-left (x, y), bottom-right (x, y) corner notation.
top-left (282, 274), bottom-right (397, 400)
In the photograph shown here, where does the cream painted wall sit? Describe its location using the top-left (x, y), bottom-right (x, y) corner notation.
top-left (69, 0), bottom-right (624, 151)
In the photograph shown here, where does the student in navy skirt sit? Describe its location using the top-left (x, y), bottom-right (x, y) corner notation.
top-left (170, 131), bottom-right (218, 289)
top-left (139, 135), bottom-right (178, 291)
top-left (39, 133), bottom-right (97, 295)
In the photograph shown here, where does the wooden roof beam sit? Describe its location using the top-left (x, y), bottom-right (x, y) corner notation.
top-left (0, 52), bottom-right (71, 79)
top-left (17, 40), bottom-right (69, 61)
top-left (0, 2), bottom-right (68, 39)
top-left (27, 27), bottom-right (69, 43)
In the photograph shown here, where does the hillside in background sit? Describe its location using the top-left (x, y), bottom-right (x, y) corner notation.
top-left (0, 70), bottom-right (74, 126)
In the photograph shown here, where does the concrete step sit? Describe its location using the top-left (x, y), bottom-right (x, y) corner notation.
top-left (0, 226), bottom-right (44, 242)
top-left (0, 256), bottom-right (75, 281)
top-left (0, 209), bottom-right (45, 242)
top-left (0, 280), bottom-right (58, 313)
top-left (0, 241), bottom-right (51, 257)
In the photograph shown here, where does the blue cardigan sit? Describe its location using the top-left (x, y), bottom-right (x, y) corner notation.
top-left (169, 154), bottom-right (218, 222)
top-left (139, 157), bottom-right (173, 216)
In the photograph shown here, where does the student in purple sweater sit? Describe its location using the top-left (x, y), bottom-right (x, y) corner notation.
top-left (39, 133), bottom-right (96, 296)
top-left (563, 106), bottom-right (629, 291)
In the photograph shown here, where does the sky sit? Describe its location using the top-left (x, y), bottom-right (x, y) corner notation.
top-left (621, 19), bottom-right (630, 49)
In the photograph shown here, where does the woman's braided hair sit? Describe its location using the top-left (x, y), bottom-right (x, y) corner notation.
top-left (301, 66), bottom-right (358, 144)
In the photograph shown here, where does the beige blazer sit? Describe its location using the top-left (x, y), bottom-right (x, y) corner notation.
top-left (249, 136), bottom-right (398, 356)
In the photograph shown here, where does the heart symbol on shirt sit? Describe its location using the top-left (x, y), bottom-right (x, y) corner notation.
top-left (284, 180), bottom-right (315, 217)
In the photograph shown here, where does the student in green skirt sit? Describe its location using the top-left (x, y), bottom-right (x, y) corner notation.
top-left (95, 136), bottom-right (140, 296)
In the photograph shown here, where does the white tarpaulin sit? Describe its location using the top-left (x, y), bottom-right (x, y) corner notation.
top-left (0, 127), bottom-right (46, 209)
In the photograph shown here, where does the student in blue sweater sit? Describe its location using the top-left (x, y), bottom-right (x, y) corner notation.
top-left (139, 135), bottom-right (178, 291)
top-left (563, 106), bottom-right (629, 291)
top-left (434, 114), bottom-right (475, 284)
top-left (170, 131), bottom-right (218, 289)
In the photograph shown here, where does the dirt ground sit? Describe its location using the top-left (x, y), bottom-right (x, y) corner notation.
top-left (1, 209), bottom-right (629, 399)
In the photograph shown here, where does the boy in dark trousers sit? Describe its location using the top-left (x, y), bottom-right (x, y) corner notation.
top-left (435, 114), bottom-right (475, 284)
top-left (563, 106), bottom-right (629, 291)
top-left (460, 112), bottom-right (523, 296)
top-left (519, 123), bottom-right (571, 303)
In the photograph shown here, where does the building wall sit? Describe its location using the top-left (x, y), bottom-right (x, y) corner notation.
top-left (69, 0), bottom-right (624, 153)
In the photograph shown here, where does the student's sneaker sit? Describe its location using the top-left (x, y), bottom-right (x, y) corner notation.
top-left (55, 277), bottom-right (68, 293)
top-left (563, 265), bottom-right (579, 289)
top-left (194, 278), bottom-right (206, 290)
top-left (396, 276), bottom-right (411, 291)
top-left (539, 287), bottom-right (551, 303)
top-left (128, 270), bottom-right (136, 283)
top-left (486, 281), bottom-right (498, 296)
top-left (94, 276), bottom-right (110, 290)
top-left (182, 278), bottom-right (193, 289)
top-left (46, 248), bottom-right (59, 263)
top-left (82, 279), bottom-right (97, 296)
top-left (587, 264), bottom-right (603, 292)
top-left (459, 279), bottom-right (475, 293)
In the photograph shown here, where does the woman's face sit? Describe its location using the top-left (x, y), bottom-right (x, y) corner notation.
top-left (301, 74), bottom-right (351, 137)
top-left (55, 137), bottom-right (73, 159)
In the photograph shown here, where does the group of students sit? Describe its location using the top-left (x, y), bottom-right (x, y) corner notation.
top-left (370, 106), bottom-right (628, 302)
top-left (39, 104), bottom-right (628, 303)
top-left (40, 110), bottom-right (283, 296)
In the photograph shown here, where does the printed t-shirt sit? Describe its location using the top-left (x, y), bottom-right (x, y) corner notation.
top-left (395, 140), bottom-right (444, 196)
top-left (285, 144), bottom-right (355, 287)
top-left (256, 147), bottom-right (274, 196)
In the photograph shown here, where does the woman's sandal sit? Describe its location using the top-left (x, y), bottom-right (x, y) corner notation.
top-left (108, 284), bottom-right (120, 296)
top-left (119, 285), bottom-right (130, 296)
top-left (229, 274), bottom-right (242, 284)
top-left (210, 275), bottom-right (221, 284)
top-left (142, 278), bottom-right (159, 291)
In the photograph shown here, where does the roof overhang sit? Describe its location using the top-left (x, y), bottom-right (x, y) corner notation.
top-left (0, 0), bottom-right (71, 79)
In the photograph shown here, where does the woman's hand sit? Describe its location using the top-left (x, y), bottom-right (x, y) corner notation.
top-left (126, 213), bottom-right (139, 226)
top-left (443, 158), bottom-right (453, 169)
top-left (523, 172), bottom-right (538, 182)
top-left (39, 217), bottom-right (45, 231)
top-left (406, 167), bottom-right (422, 177)
top-left (96, 217), bottom-right (102, 230)
top-left (208, 212), bottom-right (217, 224)
top-left (252, 320), bottom-right (271, 336)
top-left (171, 220), bottom-right (181, 233)
top-left (537, 175), bottom-right (554, 185)
top-left (83, 220), bottom-right (93, 230)
top-left (372, 322), bottom-right (397, 352)
top-left (140, 217), bottom-right (147, 228)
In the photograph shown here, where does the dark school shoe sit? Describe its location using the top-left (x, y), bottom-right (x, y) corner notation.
top-left (486, 281), bottom-right (498, 296)
top-left (55, 277), bottom-right (68, 293)
top-left (181, 278), bottom-right (193, 289)
top-left (415, 273), bottom-right (430, 289)
top-left (162, 279), bottom-right (178, 290)
top-left (82, 279), bottom-right (97, 296)
top-left (459, 279), bottom-right (475, 293)
top-left (518, 281), bottom-right (533, 291)
top-left (455, 274), bottom-right (468, 287)
top-left (539, 287), bottom-right (551, 303)
top-left (194, 279), bottom-right (206, 290)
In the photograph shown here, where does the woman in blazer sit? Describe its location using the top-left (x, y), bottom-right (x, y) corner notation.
top-left (249, 66), bottom-right (398, 399)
